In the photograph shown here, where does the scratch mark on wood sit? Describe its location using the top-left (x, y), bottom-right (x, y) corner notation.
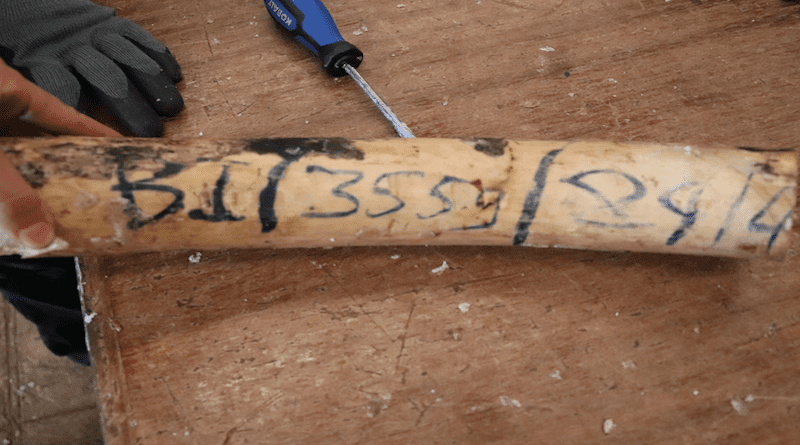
top-left (220, 392), bottom-right (282, 445)
top-left (407, 397), bottom-right (433, 426)
top-left (156, 377), bottom-right (178, 403)
top-left (396, 302), bottom-right (416, 383)
top-left (319, 266), bottom-right (393, 341)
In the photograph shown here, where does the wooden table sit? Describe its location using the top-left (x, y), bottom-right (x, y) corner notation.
top-left (78, 0), bottom-right (800, 443)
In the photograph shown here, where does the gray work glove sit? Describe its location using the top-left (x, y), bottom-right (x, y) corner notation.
top-left (0, 0), bottom-right (183, 137)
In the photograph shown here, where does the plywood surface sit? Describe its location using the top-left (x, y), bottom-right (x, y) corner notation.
top-left (76, 0), bottom-right (800, 443)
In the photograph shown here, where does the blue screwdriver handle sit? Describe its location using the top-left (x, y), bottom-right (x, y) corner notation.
top-left (264, 0), bottom-right (364, 77)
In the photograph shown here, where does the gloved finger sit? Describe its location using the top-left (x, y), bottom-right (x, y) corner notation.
top-left (69, 46), bottom-right (164, 137)
top-left (134, 43), bottom-right (182, 84)
top-left (25, 61), bottom-right (82, 109)
top-left (95, 33), bottom-right (183, 116)
top-left (0, 150), bottom-right (55, 249)
top-left (0, 59), bottom-right (120, 136)
top-left (112, 18), bottom-right (183, 82)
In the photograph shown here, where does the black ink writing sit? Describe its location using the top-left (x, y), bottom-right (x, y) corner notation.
top-left (366, 171), bottom-right (425, 218)
top-left (418, 176), bottom-right (469, 220)
top-left (658, 182), bottom-right (704, 245)
top-left (259, 159), bottom-right (293, 233)
top-left (561, 169), bottom-right (646, 218)
top-left (714, 172), bottom-right (753, 245)
top-left (302, 165), bottom-right (364, 218)
top-left (749, 185), bottom-right (793, 252)
top-left (111, 160), bottom-right (185, 230)
top-left (188, 165), bottom-right (245, 222)
top-left (513, 149), bottom-right (563, 245)
top-left (456, 188), bottom-right (505, 230)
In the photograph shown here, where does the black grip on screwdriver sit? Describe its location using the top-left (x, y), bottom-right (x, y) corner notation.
top-left (264, 0), bottom-right (363, 77)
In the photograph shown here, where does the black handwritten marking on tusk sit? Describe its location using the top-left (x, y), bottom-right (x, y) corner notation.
top-left (560, 169), bottom-right (646, 218)
top-left (418, 176), bottom-right (469, 220)
top-left (247, 138), bottom-right (364, 160)
top-left (259, 159), bottom-right (293, 232)
top-left (737, 146), bottom-right (795, 153)
top-left (111, 160), bottom-right (186, 230)
top-left (254, 139), bottom-right (363, 232)
top-left (468, 138), bottom-right (508, 157)
top-left (456, 189), bottom-right (506, 230)
top-left (513, 149), bottom-right (563, 246)
top-left (714, 172), bottom-right (753, 246)
top-left (748, 185), bottom-right (794, 252)
top-left (302, 166), bottom-right (364, 218)
top-left (367, 171), bottom-right (425, 218)
top-left (188, 165), bottom-right (246, 222)
top-left (658, 182), bottom-right (704, 246)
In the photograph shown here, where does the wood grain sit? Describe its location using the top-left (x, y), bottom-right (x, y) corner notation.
top-left (2, 136), bottom-right (794, 258)
top-left (46, 0), bottom-right (800, 444)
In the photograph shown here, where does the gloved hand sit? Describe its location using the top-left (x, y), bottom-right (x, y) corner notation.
top-left (0, 0), bottom-right (184, 137)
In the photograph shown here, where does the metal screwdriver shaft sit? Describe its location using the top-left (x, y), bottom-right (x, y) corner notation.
top-left (342, 64), bottom-right (414, 138)
top-left (264, 0), bottom-right (414, 138)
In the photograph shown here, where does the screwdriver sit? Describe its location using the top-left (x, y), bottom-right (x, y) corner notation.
top-left (263, 0), bottom-right (415, 138)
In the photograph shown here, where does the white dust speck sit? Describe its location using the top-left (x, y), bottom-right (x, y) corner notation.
top-left (212, 38), bottom-right (220, 44)
top-left (84, 312), bottom-right (97, 324)
top-left (199, 132), bottom-right (203, 136)
top-left (458, 303), bottom-right (471, 313)
top-left (745, 394), bottom-right (755, 402)
top-left (353, 25), bottom-right (368, 35)
top-left (189, 252), bottom-right (202, 263)
top-left (549, 370), bottom-right (562, 379)
top-left (391, 255), bottom-right (401, 260)
top-left (622, 360), bottom-right (636, 369)
top-left (603, 419), bottom-right (616, 434)
top-left (500, 396), bottom-right (521, 407)
top-left (693, 390), bottom-right (700, 396)
top-left (397, 3), bottom-right (406, 7)
top-left (431, 261), bottom-right (449, 274)
top-left (4, 439), bottom-right (12, 445)
top-left (608, 78), bottom-right (617, 83)
top-left (330, 238), bottom-right (335, 242)
top-left (540, 46), bottom-right (555, 52)
top-left (16, 384), bottom-right (32, 396)
top-left (731, 398), bottom-right (749, 415)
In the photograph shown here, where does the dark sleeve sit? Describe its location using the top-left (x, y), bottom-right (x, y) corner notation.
top-left (0, 256), bottom-right (90, 366)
